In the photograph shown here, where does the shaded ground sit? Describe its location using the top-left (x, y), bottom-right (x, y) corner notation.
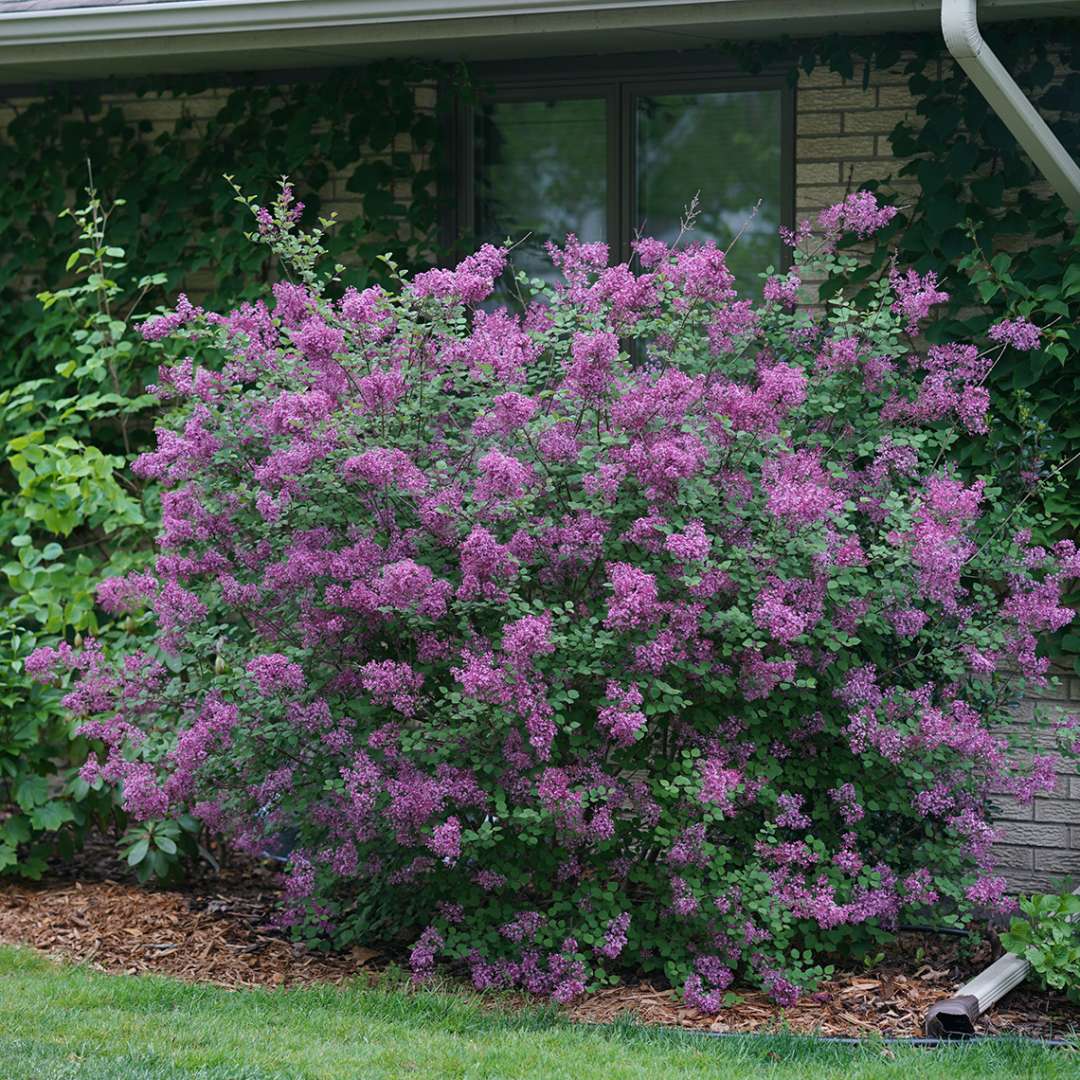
top-left (1, 845), bottom-right (1078, 1041)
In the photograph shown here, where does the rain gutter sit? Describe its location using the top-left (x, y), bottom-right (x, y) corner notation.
top-left (0, 0), bottom-right (1074, 82)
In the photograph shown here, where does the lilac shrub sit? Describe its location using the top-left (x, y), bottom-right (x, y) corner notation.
top-left (30, 184), bottom-right (1080, 1006)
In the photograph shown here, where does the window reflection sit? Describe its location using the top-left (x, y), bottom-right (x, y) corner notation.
top-left (635, 90), bottom-right (783, 288)
top-left (474, 97), bottom-right (608, 284)
top-left (469, 85), bottom-right (785, 296)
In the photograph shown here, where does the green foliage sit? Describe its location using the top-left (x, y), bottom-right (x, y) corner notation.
top-left (1000, 891), bottom-right (1080, 1003)
top-left (119, 814), bottom-right (202, 885)
top-left (0, 59), bottom-right (453, 876)
top-left (856, 28), bottom-right (1080, 666)
top-left (850, 29), bottom-right (1080, 539)
top-left (738, 20), bottom-right (1080, 663)
top-left (0, 192), bottom-right (159, 876)
top-left (0, 61), bottom-right (452, 388)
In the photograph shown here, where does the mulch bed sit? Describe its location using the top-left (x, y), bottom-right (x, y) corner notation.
top-left (566, 934), bottom-right (1078, 1039)
top-left (2, 857), bottom-right (1078, 1039)
top-left (0, 880), bottom-right (366, 988)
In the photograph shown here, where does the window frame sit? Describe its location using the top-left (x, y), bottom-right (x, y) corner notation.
top-left (446, 51), bottom-right (795, 269)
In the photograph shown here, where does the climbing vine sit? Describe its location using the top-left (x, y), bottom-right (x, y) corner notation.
top-left (737, 21), bottom-right (1080, 660)
top-left (792, 27), bottom-right (1078, 526)
top-left (0, 60), bottom-right (458, 876)
top-left (0, 60), bottom-right (456, 386)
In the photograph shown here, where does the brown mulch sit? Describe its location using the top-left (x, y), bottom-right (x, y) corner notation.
top-left (0, 881), bottom-right (376, 988)
top-left (1, 874), bottom-right (1078, 1039)
top-left (566, 934), bottom-right (1079, 1039)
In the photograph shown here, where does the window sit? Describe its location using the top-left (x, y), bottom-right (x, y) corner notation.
top-left (452, 55), bottom-right (793, 290)
top-left (474, 95), bottom-right (611, 283)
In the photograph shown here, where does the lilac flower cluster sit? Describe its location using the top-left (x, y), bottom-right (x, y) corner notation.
top-left (41, 185), bottom-right (1080, 1013)
top-left (988, 317), bottom-right (1041, 352)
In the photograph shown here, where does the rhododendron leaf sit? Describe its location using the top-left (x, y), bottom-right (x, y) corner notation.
top-left (126, 839), bottom-right (150, 866)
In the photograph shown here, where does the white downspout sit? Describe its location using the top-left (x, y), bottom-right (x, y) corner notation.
top-left (925, 883), bottom-right (1080, 1036)
top-left (941, 0), bottom-right (1080, 216)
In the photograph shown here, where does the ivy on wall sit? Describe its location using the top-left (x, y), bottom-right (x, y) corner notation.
top-left (0, 60), bottom-right (459, 873)
top-left (737, 22), bottom-right (1080, 657)
top-left (747, 24), bottom-right (1080, 539)
top-left (5, 35), bottom-right (1077, 499)
top-left (0, 60), bottom-right (454, 386)
top-left (866, 29), bottom-right (1080, 540)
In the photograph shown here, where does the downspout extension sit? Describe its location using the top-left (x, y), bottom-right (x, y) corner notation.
top-left (941, 0), bottom-right (1080, 216)
top-left (924, 884), bottom-right (1080, 1036)
top-left (924, 956), bottom-right (1028, 1037)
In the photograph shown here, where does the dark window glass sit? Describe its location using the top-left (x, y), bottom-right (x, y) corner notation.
top-left (634, 90), bottom-right (783, 286)
top-left (474, 97), bottom-right (608, 282)
top-left (462, 68), bottom-right (789, 291)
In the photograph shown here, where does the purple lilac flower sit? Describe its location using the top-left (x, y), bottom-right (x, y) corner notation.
top-left (988, 317), bottom-right (1041, 351)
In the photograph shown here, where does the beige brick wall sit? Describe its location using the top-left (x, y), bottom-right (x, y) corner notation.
top-left (794, 59), bottom-right (931, 219)
top-left (992, 671), bottom-right (1080, 892)
top-left (792, 59), bottom-right (928, 304)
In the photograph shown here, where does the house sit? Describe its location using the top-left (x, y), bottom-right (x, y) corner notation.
top-left (1, 0), bottom-right (1078, 892)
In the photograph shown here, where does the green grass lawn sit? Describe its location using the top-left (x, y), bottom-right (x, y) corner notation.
top-left (0, 945), bottom-right (1074, 1080)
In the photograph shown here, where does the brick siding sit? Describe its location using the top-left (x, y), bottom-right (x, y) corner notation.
top-left (795, 60), bottom-right (931, 217)
top-left (992, 671), bottom-right (1080, 891)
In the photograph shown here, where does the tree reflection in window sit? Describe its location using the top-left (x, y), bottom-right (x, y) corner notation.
top-left (474, 97), bottom-right (607, 285)
top-left (636, 91), bottom-right (782, 290)
top-left (471, 84), bottom-right (783, 295)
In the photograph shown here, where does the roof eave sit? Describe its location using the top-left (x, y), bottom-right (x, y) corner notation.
top-left (0, 0), bottom-right (1074, 84)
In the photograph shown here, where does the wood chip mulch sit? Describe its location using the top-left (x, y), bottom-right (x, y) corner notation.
top-left (1, 878), bottom-right (1078, 1040)
top-left (0, 881), bottom-right (374, 989)
top-left (566, 964), bottom-right (1078, 1040)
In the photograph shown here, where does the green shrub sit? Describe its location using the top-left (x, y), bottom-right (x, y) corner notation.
top-left (0, 192), bottom-right (160, 876)
top-left (1000, 891), bottom-right (1080, 1002)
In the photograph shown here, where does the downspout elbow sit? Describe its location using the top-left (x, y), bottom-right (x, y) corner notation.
top-left (941, 0), bottom-right (984, 62)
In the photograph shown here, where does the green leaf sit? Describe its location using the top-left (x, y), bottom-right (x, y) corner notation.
top-left (126, 838), bottom-right (150, 866)
top-left (29, 801), bottom-right (76, 831)
top-left (14, 775), bottom-right (49, 811)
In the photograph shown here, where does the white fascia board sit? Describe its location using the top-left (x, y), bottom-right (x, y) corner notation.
top-left (0, 0), bottom-right (1071, 50)
top-left (4, 0), bottom-right (897, 45)
top-left (0, 0), bottom-right (1074, 80)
